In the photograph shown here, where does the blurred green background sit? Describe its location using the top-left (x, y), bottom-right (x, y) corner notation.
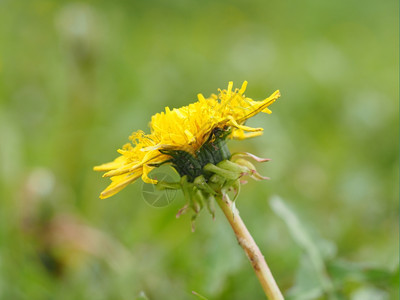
top-left (0, 0), bottom-right (398, 299)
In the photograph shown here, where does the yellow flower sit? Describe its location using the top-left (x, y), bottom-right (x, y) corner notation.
top-left (94, 81), bottom-right (280, 199)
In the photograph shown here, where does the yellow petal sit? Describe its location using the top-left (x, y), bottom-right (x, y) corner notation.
top-left (93, 156), bottom-right (127, 172)
top-left (100, 172), bottom-right (142, 199)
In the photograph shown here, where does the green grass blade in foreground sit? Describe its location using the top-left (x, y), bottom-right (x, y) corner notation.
top-left (269, 196), bottom-right (337, 300)
top-left (192, 291), bottom-right (209, 300)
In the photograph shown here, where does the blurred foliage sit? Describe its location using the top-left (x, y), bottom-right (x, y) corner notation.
top-left (0, 0), bottom-right (398, 299)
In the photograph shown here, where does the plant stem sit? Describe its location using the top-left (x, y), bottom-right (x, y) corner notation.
top-left (216, 194), bottom-right (284, 300)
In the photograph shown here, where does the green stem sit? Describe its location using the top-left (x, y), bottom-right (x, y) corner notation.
top-left (216, 194), bottom-right (284, 300)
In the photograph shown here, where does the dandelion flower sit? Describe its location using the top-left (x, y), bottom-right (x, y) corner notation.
top-left (94, 81), bottom-right (280, 200)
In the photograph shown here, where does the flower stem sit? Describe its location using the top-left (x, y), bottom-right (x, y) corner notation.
top-left (215, 194), bottom-right (284, 300)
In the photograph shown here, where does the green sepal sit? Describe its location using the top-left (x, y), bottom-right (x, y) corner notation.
top-left (234, 158), bottom-right (270, 180)
top-left (191, 186), bottom-right (204, 213)
top-left (231, 158), bottom-right (256, 171)
top-left (209, 173), bottom-right (224, 184)
top-left (194, 175), bottom-right (217, 196)
top-left (180, 175), bottom-right (192, 199)
top-left (204, 193), bottom-right (216, 220)
top-left (208, 174), bottom-right (226, 193)
top-left (155, 181), bottom-right (181, 191)
top-left (203, 163), bottom-right (239, 181)
top-left (230, 179), bottom-right (241, 203)
top-left (231, 152), bottom-right (271, 163)
top-left (181, 175), bottom-right (200, 213)
top-left (217, 160), bottom-right (249, 174)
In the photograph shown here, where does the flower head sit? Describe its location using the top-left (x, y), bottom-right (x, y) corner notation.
top-left (94, 81), bottom-right (280, 200)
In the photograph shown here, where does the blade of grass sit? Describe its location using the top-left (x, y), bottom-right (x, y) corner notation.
top-left (270, 196), bottom-right (337, 300)
top-left (192, 291), bottom-right (209, 300)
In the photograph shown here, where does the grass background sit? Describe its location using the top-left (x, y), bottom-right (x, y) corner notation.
top-left (0, 0), bottom-right (398, 299)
